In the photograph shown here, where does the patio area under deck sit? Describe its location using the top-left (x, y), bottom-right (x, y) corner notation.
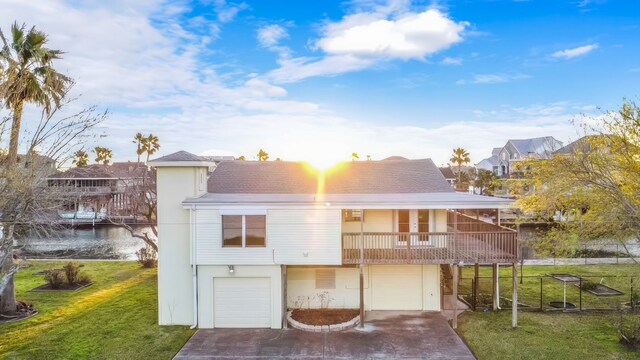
top-left (343, 210), bottom-right (521, 330)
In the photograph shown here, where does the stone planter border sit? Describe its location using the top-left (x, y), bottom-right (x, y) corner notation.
top-left (287, 310), bottom-right (360, 332)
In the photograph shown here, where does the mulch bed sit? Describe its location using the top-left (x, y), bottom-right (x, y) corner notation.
top-left (30, 282), bottom-right (94, 292)
top-left (0, 301), bottom-right (38, 324)
top-left (291, 309), bottom-right (359, 326)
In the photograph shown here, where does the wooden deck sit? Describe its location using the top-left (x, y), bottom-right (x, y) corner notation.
top-left (342, 231), bottom-right (518, 264)
top-left (343, 212), bottom-right (519, 265)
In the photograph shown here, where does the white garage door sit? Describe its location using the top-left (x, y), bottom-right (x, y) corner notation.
top-left (214, 277), bottom-right (271, 328)
top-left (371, 265), bottom-right (423, 310)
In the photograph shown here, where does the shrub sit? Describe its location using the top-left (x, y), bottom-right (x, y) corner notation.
top-left (44, 269), bottom-right (65, 289)
top-left (616, 316), bottom-right (640, 350)
top-left (76, 272), bottom-right (92, 284)
top-left (580, 280), bottom-right (599, 291)
top-left (136, 245), bottom-right (157, 268)
top-left (63, 262), bottom-right (81, 285)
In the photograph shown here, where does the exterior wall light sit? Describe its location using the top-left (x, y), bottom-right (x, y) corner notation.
top-left (228, 265), bottom-right (235, 274)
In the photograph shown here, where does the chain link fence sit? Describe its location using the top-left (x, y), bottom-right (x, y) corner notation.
top-left (459, 274), bottom-right (639, 312)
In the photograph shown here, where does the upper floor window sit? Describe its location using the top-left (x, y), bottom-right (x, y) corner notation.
top-left (343, 209), bottom-right (363, 222)
top-left (222, 215), bottom-right (266, 247)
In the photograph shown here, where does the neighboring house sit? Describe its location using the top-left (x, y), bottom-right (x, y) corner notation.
top-left (46, 162), bottom-right (152, 220)
top-left (477, 137), bottom-right (563, 177)
top-left (438, 167), bottom-right (456, 187)
top-left (150, 151), bottom-right (520, 330)
top-left (553, 135), bottom-right (603, 155)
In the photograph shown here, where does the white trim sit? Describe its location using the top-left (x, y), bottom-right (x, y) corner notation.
top-left (150, 160), bottom-right (216, 168)
top-left (219, 209), bottom-right (268, 216)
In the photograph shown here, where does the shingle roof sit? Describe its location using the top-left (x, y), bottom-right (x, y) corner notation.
top-left (477, 155), bottom-right (501, 166)
top-left (553, 135), bottom-right (602, 155)
top-left (48, 162), bottom-right (149, 179)
top-left (208, 159), bottom-right (455, 194)
top-left (438, 167), bottom-right (455, 179)
top-left (508, 136), bottom-right (562, 156)
top-left (150, 151), bottom-right (205, 162)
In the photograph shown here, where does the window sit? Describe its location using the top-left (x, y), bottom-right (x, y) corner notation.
top-left (343, 209), bottom-right (363, 222)
top-left (222, 215), bottom-right (266, 247)
top-left (245, 215), bottom-right (266, 247)
top-left (418, 210), bottom-right (429, 232)
top-left (398, 210), bottom-right (410, 232)
top-left (315, 269), bottom-right (336, 289)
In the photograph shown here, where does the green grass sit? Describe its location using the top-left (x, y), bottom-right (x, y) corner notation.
top-left (459, 264), bottom-right (640, 310)
top-left (457, 264), bottom-right (640, 359)
top-left (0, 261), bottom-right (195, 359)
top-left (458, 311), bottom-right (640, 360)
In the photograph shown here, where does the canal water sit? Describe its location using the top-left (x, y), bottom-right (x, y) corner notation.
top-left (16, 225), bottom-right (149, 260)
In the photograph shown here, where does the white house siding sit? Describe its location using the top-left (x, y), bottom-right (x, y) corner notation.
top-left (287, 267), bottom-right (362, 309)
top-left (287, 265), bottom-right (440, 311)
top-left (197, 265), bottom-right (282, 329)
top-left (157, 167), bottom-right (207, 326)
top-left (193, 208), bottom-right (342, 266)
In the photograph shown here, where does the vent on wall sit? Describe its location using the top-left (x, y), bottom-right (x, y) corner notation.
top-left (315, 269), bottom-right (336, 289)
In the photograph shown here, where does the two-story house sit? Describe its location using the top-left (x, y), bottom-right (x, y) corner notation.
top-left (476, 137), bottom-right (563, 177)
top-left (46, 162), bottom-right (152, 220)
top-left (150, 151), bottom-right (520, 330)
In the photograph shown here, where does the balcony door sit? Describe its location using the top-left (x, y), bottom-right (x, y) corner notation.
top-left (396, 210), bottom-right (430, 246)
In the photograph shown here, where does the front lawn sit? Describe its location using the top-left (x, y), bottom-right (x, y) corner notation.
top-left (457, 264), bottom-right (640, 359)
top-left (0, 261), bottom-right (195, 359)
top-left (458, 311), bottom-right (640, 360)
top-left (459, 264), bottom-right (640, 310)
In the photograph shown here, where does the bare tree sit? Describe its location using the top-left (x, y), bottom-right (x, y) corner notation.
top-left (106, 135), bottom-right (159, 261)
top-left (0, 98), bottom-right (106, 317)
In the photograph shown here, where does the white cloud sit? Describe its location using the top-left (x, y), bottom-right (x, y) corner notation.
top-left (268, 6), bottom-right (468, 83)
top-left (441, 56), bottom-right (462, 65)
top-left (213, 0), bottom-right (248, 23)
top-left (552, 43), bottom-right (598, 59)
top-left (457, 73), bottom-right (529, 85)
top-left (316, 9), bottom-right (467, 59)
top-left (257, 24), bottom-right (288, 47)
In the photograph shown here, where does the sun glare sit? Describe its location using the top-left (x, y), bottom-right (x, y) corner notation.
top-left (307, 157), bottom-right (340, 171)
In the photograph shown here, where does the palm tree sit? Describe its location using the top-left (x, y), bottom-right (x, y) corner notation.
top-left (449, 147), bottom-right (471, 183)
top-left (257, 149), bottom-right (269, 161)
top-left (0, 23), bottom-right (73, 164)
top-left (72, 150), bottom-right (89, 167)
top-left (351, 152), bottom-right (359, 161)
top-left (143, 133), bottom-right (160, 163)
top-left (94, 146), bottom-right (113, 165)
top-left (132, 133), bottom-right (145, 162)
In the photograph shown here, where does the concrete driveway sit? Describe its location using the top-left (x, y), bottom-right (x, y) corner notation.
top-left (174, 311), bottom-right (475, 359)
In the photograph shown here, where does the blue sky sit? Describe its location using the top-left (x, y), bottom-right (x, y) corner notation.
top-left (1, 0), bottom-right (638, 166)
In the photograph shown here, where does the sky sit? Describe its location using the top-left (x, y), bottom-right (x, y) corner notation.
top-left (0, 0), bottom-right (638, 166)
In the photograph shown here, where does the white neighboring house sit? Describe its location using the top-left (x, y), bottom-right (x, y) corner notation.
top-left (476, 137), bottom-right (563, 177)
top-left (150, 151), bottom-right (519, 330)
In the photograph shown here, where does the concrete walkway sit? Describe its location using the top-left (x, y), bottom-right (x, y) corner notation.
top-left (174, 311), bottom-right (475, 360)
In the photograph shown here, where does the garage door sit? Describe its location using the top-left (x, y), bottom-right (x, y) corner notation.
top-left (214, 277), bottom-right (271, 328)
top-left (371, 265), bottom-right (423, 310)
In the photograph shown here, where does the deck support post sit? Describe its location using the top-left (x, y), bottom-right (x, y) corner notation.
top-left (282, 265), bottom-right (288, 329)
top-left (474, 263), bottom-right (479, 311)
top-left (512, 263), bottom-right (518, 328)
top-left (452, 264), bottom-right (459, 329)
top-left (359, 263), bottom-right (365, 328)
top-left (492, 263), bottom-right (499, 310)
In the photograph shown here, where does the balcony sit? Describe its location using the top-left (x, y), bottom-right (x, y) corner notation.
top-left (342, 212), bottom-right (519, 265)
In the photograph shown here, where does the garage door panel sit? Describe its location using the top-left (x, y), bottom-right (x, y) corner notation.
top-left (371, 265), bottom-right (422, 310)
top-left (214, 278), bottom-right (271, 328)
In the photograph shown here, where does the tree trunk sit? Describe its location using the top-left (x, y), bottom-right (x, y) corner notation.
top-left (0, 225), bottom-right (17, 315)
top-left (0, 274), bottom-right (16, 315)
top-left (7, 101), bottom-right (24, 165)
